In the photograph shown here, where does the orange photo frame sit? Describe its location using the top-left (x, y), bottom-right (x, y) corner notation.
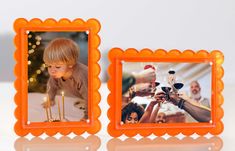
top-left (107, 48), bottom-right (224, 137)
top-left (14, 18), bottom-right (101, 136)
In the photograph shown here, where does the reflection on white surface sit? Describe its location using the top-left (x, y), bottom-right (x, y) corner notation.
top-left (107, 136), bottom-right (223, 151)
top-left (14, 135), bottom-right (101, 151)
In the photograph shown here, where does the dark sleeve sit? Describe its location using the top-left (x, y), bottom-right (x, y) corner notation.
top-left (122, 72), bottom-right (136, 94)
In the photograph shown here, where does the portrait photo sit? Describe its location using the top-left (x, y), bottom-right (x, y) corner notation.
top-left (27, 31), bottom-right (88, 123)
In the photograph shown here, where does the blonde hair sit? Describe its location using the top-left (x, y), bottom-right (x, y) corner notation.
top-left (43, 38), bottom-right (80, 65)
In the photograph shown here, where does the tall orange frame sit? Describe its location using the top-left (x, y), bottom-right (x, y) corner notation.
top-left (14, 18), bottom-right (101, 136)
top-left (107, 48), bottom-right (224, 137)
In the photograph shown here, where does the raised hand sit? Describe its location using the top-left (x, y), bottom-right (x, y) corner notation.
top-left (134, 68), bottom-right (156, 84)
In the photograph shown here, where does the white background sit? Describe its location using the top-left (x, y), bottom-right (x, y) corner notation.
top-left (0, 0), bottom-right (235, 150)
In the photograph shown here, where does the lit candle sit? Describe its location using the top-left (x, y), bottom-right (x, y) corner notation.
top-left (47, 95), bottom-right (53, 119)
top-left (57, 99), bottom-right (62, 121)
top-left (61, 91), bottom-right (65, 119)
top-left (43, 97), bottom-right (49, 122)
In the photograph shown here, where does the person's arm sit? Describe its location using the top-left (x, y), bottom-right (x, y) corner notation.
top-left (182, 100), bottom-right (211, 122)
top-left (139, 92), bottom-right (165, 123)
top-left (139, 101), bottom-right (157, 123)
top-left (122, 68), bottom-right (156, 94)
top-left (149, 92), bottom-right (166, 122)
top-left (149, 104), bottom-right (161, 123)
top-left (178, 91), bottom-right (211, 111)
top-left (169, 93), bottom-right (211, 122)
top-left (133, 83), bottom-right (154, 97)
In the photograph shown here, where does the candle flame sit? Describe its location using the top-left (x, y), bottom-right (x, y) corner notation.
top-left (61, 91), bottom-right (64, 95)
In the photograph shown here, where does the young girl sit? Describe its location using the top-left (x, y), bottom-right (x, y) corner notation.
top-left (121, 102), bottom-right (145, 124)
top-left (42, 38), bottom-right (88, 120)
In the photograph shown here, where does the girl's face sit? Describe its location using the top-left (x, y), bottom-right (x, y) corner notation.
top-left (125, 112), bottom-right (139, 124)
top-left (46, 62), bottom-right (71, 79)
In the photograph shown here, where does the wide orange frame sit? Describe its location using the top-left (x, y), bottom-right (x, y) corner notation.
top-left (14, 18), bottom-right (101, 136)
top-left (107, 48), bottom-right (224, 137)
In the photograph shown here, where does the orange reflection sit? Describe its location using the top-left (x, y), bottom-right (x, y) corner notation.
top-left (15, 135), bottom-right (101, 151)
top-left (107, 136), bottom-right (223, 151)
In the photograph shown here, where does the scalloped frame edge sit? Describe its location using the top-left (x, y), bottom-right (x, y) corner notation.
top-left (14, 18), bottom-right (101, 136)
top-left (107, 48), bottom-right (224, 137)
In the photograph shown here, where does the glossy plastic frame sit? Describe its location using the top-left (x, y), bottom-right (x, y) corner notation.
top-left (14, 18), bottom-right (101, 136)
top-left (107, 48), bottom-right (224, 137)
